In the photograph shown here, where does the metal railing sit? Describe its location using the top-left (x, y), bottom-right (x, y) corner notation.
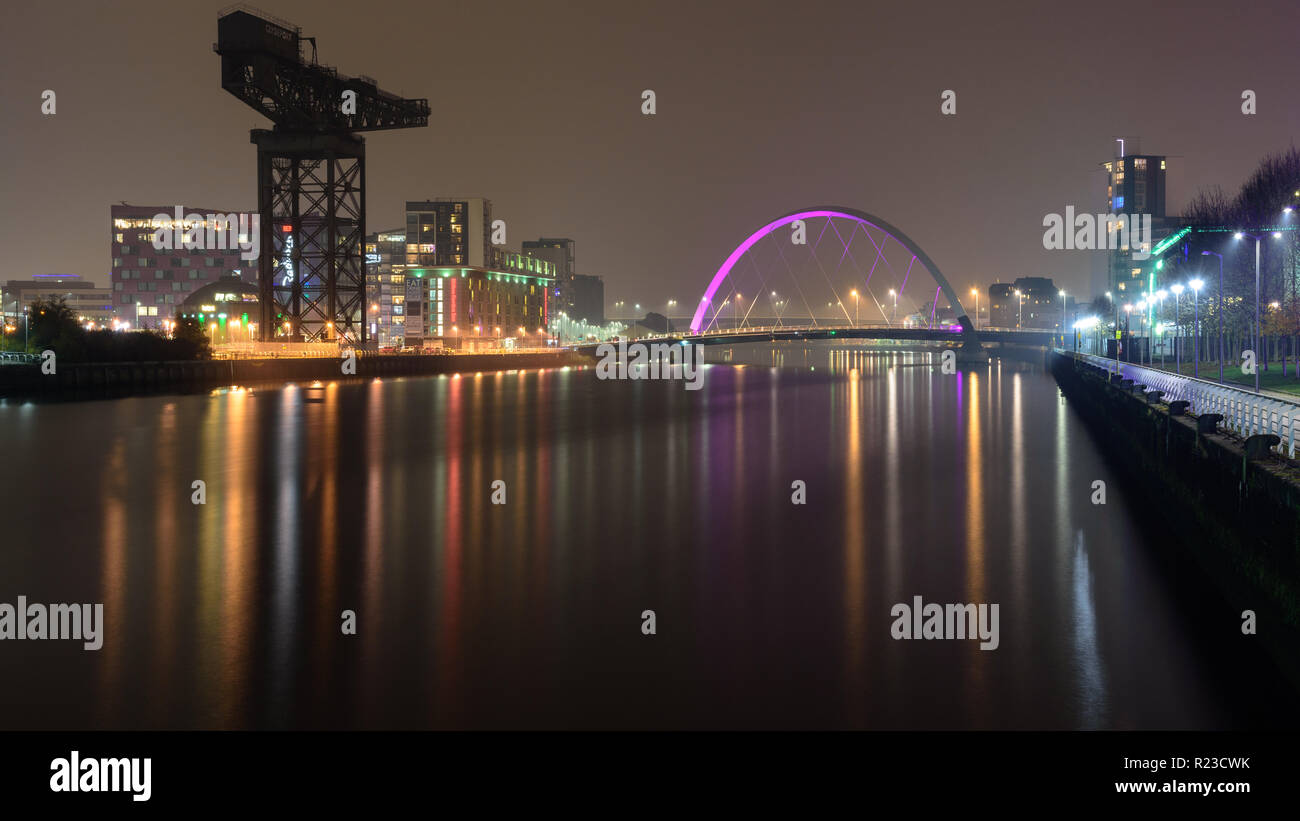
top-left (1069, 351), bottom-right (1300, 459)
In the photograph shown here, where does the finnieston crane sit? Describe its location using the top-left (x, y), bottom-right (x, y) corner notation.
top-left (215, 5), bottom-right (429, 343)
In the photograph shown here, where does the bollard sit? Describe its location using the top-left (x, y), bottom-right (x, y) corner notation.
top-left (1169, 400), bottom-right (1190, 416)
top-left (1144, 390), bottom-right (1164, 404)
top-left (1196, 413), bottom-right (1223, 433)
top-left (1244, 433), bottom-right (1281, 461)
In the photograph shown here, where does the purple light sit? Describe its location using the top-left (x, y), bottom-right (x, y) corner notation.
top-left (689, 208), bottom-right (973, 335)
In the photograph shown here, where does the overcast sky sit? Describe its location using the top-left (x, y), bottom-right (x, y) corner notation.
top-left (3, 0), bottom-right (1299, 308)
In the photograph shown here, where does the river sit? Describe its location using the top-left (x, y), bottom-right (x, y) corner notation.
top-left (0, 343), bottom-right (1293, 729)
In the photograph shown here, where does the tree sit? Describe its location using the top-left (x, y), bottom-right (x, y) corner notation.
top-left (171, 315), bottom-right (211, 359)
top-left (26, 296), bottom-right (83, 357)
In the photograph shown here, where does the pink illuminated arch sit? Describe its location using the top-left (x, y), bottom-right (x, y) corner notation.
top-left (689, 207), bottom-right (975, 343)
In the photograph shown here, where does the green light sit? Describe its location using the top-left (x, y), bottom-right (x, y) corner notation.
top-left (1155, 260), bottom-right (1163, 270)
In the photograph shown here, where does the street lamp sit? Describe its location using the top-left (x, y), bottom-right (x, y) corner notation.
top-left (1059, 289), bottom-right (1067, 344)
top-left (1170, 283), bottom-right (1185, 372)
top-left (851, 289), bottom-right (859, 327)
top-left (665, 299), bottom-right (676, 334)
top-left (1014, 288), bottom-right (1023, 329)
top-left (970, 287), bottom-right (979, 331)
top-left (1105, 291), bottom-right (1115, 360)
top-left (1190, 278), bottom-right (1204, 378)
top-left (888, 288), bottom-right (897, 323)
top-left (1202, 250), bottom-right (1224, 383)
top-left (1155, 289), bottom-right (1168, 368)
top-left (1233, 230), bottom-right (1282, 392)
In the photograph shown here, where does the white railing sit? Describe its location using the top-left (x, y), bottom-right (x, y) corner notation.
top-left (1068, 351), bottom-right (1300, 459)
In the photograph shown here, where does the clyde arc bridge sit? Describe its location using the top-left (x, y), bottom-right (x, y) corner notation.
top-left (683, 207), bottom-right (998, 350)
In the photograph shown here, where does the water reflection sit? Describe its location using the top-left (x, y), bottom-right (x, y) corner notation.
top-left (0, 349), bottom-right (1275, 729)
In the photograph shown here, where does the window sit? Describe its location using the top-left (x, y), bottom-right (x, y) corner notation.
top-left (113, 258), bottom-right (122, 268)
top-left (1133, 158), bottom-right (1147, 170)
top-left (114, 282), bottom-right (123, 291)
top-left (155, 270), bottom-right (164, 279)
top-left (120, 294), bottom-right (130, 304)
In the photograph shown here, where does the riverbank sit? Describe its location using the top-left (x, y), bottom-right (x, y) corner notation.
top-left (0, 350), bottom-right (588, 401)
top-left (1049, 350), bottom-right (1300, 688)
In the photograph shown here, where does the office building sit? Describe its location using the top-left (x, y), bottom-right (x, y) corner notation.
top-left (2, 275), bottom-right (115, 328)
top-left (111, 203), bottom-right (252, 331)
top-left (1100, 144), bottom-right (1178, 295)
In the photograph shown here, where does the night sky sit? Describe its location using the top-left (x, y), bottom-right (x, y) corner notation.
top-left (3, 0), bottom-right (1299, 305)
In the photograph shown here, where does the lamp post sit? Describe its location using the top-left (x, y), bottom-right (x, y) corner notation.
top-left (1201, 250), bottom-right (1224, 383)
top-left (889, 288), bottom-right (897, 324)
top-left (851, 289), bottom-right (859, 328)
top-left (665, 299), bottom-right (676, 334)
top-left (1234, 231), bottom-right (1275, 393)
top-left (1170, 283), bottom-right (1184, 372)
top-left (1059, 289), bottom-right (1067, 346)
top-left (1155, 289), bottom-right (1168, 368)
top-left (970, 288), bottom-right (980, 331)
top-left (1190, 278), bottom-right (1204, 378)
top-left (1123, 303), bottom-right (1133, 362)
top-left (1105, 291), bottom-right (1114, 360)
top-left (1014, 288), bottom-right (1024, 329)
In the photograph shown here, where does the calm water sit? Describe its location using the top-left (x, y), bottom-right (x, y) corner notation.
top-left (0, 344), bottom-right (1292, 729)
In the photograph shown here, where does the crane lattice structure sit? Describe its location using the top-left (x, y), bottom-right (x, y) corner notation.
top-left (215, 5), bottom-right (429, 343)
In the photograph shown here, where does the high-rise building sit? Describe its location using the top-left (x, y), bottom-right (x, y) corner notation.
top-left (571, 274), bottom-right (605, 324)
top-left (111, 204), bottom-right (252, 330)
top-left (1100, 145), bottom-right (1177, 295)
top-left (522, 237), bottom-right (576, 315)
top-left (364, 229), bottom-right (408, 348)
top-left (405, 199), bottom-right (492, 268)
top-left (400, 199), bottom-right (556, 347)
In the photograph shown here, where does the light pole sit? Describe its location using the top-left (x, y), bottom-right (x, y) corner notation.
top-left (665, 299), bottom-right (676, 334)
top-left (1190, 278), bottom-right (1204, 378)
top-left (1014, 288), bottom-right (1023, 329)
top-left (1170, 283), bottom-right (1184, 372)
top-left (970, 288), bottom-right (980, 331)
top-left (1201, 250), bottom-right (1224, 383)
top-left (1059, 289), bottom-right (1067, 345)
top-left (1155, 289), bottom-right (1168, 368)
top-left (851, 289), bottom-right (859, 327)
top-left (1105, 291), bottom-right (1115, 360)
top-left (889, 288), bottom-right (897, 324)
top-left (1123, 303), bottom-right (1133, 361)
top-left (1234, 231), bottom-right (1275, 393)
